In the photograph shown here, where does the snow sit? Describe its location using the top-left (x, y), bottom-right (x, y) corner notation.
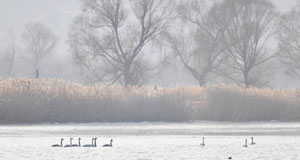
top-left (0, 122), bottom-right (299, 159)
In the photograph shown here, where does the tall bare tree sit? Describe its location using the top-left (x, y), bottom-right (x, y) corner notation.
top-left (165, 0), bottom-right (230, 86)
top-left (22, 22), bottom-right (57, 78)
top-left (222, 0), bottom-right (277, 86)
top-left (69, 0), bottom-right (174, 87)
top-left (277, 5), bottom-right (300, 79)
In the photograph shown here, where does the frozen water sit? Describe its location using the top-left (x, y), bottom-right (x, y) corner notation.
top-left (0, 122), bottom-right (299, 160)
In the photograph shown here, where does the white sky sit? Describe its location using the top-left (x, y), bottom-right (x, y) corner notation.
top-left (0, 0), bottom-right (297, 52)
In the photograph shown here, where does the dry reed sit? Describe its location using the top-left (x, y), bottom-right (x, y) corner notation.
top-left (0, 78), bottom-right (299, 123)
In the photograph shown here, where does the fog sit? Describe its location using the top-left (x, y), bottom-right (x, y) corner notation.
top-left (1, 2), bottom-right (300, 160)
top-left (0, 0), bottom-right (299, 88)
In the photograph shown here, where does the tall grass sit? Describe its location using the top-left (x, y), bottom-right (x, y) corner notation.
top-left (0, 78), bottom-right (299, 123)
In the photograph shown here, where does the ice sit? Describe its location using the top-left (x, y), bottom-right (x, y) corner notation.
top-left (0, 122), bottom-right (299, 159)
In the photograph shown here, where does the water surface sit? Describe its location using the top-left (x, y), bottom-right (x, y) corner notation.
top-left (0, 122), bottom-right (299, 159)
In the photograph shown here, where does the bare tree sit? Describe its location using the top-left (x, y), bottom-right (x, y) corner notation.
top-left (277, 5), bottom-right (300, 79)
top-left (69, 0), bottom-right (174, 87)
top-left (222, 0), bottom-right (277, 87)
top-left (1, 30), bottom-right (17, 78)
top-left (165, 0), bottom-right (230, 86)
top-left (22, 22), bottom-right (57, 78)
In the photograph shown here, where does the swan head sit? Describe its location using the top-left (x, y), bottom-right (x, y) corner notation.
top-left (111, 139), bottom-right (113, 142)
top-left (61, 138), bottom-right (64, 141)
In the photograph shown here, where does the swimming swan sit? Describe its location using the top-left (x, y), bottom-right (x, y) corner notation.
top-left (83, 138), bottom-right (94, 147)
top-left (93, 138), bottom-right (97, 147)
top-left (51, 138), bottom-right (64, 147)
top-left (250, 137), bottom-right (256, 145)
top-left (103, 139), bottom-right (113, 147)
top-left (243, 139), bottom-right (248, 147)
top-left (200, 137), bottom-right (205, 146)
top-left (64, 138), bottom-right (73, 147)
top-left (72, 138), bottom-right (81, 147)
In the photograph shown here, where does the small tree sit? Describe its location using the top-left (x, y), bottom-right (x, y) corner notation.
top-left (1, 30), bottom-right (17, 78)
top-left (22, 22), bottom-right (57, 78)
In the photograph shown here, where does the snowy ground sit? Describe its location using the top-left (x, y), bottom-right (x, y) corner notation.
top-left (0, 122), bottom-right (299, 160)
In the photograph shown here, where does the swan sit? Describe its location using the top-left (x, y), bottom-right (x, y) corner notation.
top-left (250, 137), bottom-right (256, 145)
top-left (92, 137), bottom-right (97, 147)
top-left (82, 138), bottom-right (94, 147)
top-left (64, 138), bottom-right (73, 147)
top-left (72, 138), bottom-right (81, 147)
top-left (51, 138), bottom-right (64, 147)
top-left (103, 139), bottom-right (113, 147)
top-left (243, 139), bottom-right (248, 147)
top-left (200, 137), bottom-right (205, 146)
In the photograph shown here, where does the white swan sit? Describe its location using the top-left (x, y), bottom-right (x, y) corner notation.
top-left (83, 138), bottom-right (94, 147)
top-left (250, 137), bottom-right (256, 145)
top-left (72, 138), bottom-right (81, 147)
top-left (200, 137), bottom-right (205, 146)
top-left (51, 138), bottom-right (64, 147)
top-left (103, 139), bottom-right (113, 147)
top-left (243, 139), bottom-right (248, 147)
top-left (92, 138), bottom-right (97, 147)
top-left (64, 138), bottom-right (73, 147)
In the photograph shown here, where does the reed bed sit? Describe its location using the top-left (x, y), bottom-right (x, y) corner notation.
top-left (0, 78), bottom-right (299, 123)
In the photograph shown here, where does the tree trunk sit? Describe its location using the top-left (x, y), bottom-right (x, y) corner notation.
top-left (123, 64), bottom-right (131, 88)
top-left (243, 71), bottom-right (249, 87)
top-left (36, 69), bottom-right (39, 79)
top-left (198, 76), bottom-right (206, 87)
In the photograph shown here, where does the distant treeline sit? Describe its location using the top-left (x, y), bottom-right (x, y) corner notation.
top-left (0, 78), bottom-right (299, 124)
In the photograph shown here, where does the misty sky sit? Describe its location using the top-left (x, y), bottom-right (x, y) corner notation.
top-left (0, 0), bottom-right (298, 87)
top-left (0, 0), bottom-right (297, 46)
top-left (0, 0), bottom-right (81, 51)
